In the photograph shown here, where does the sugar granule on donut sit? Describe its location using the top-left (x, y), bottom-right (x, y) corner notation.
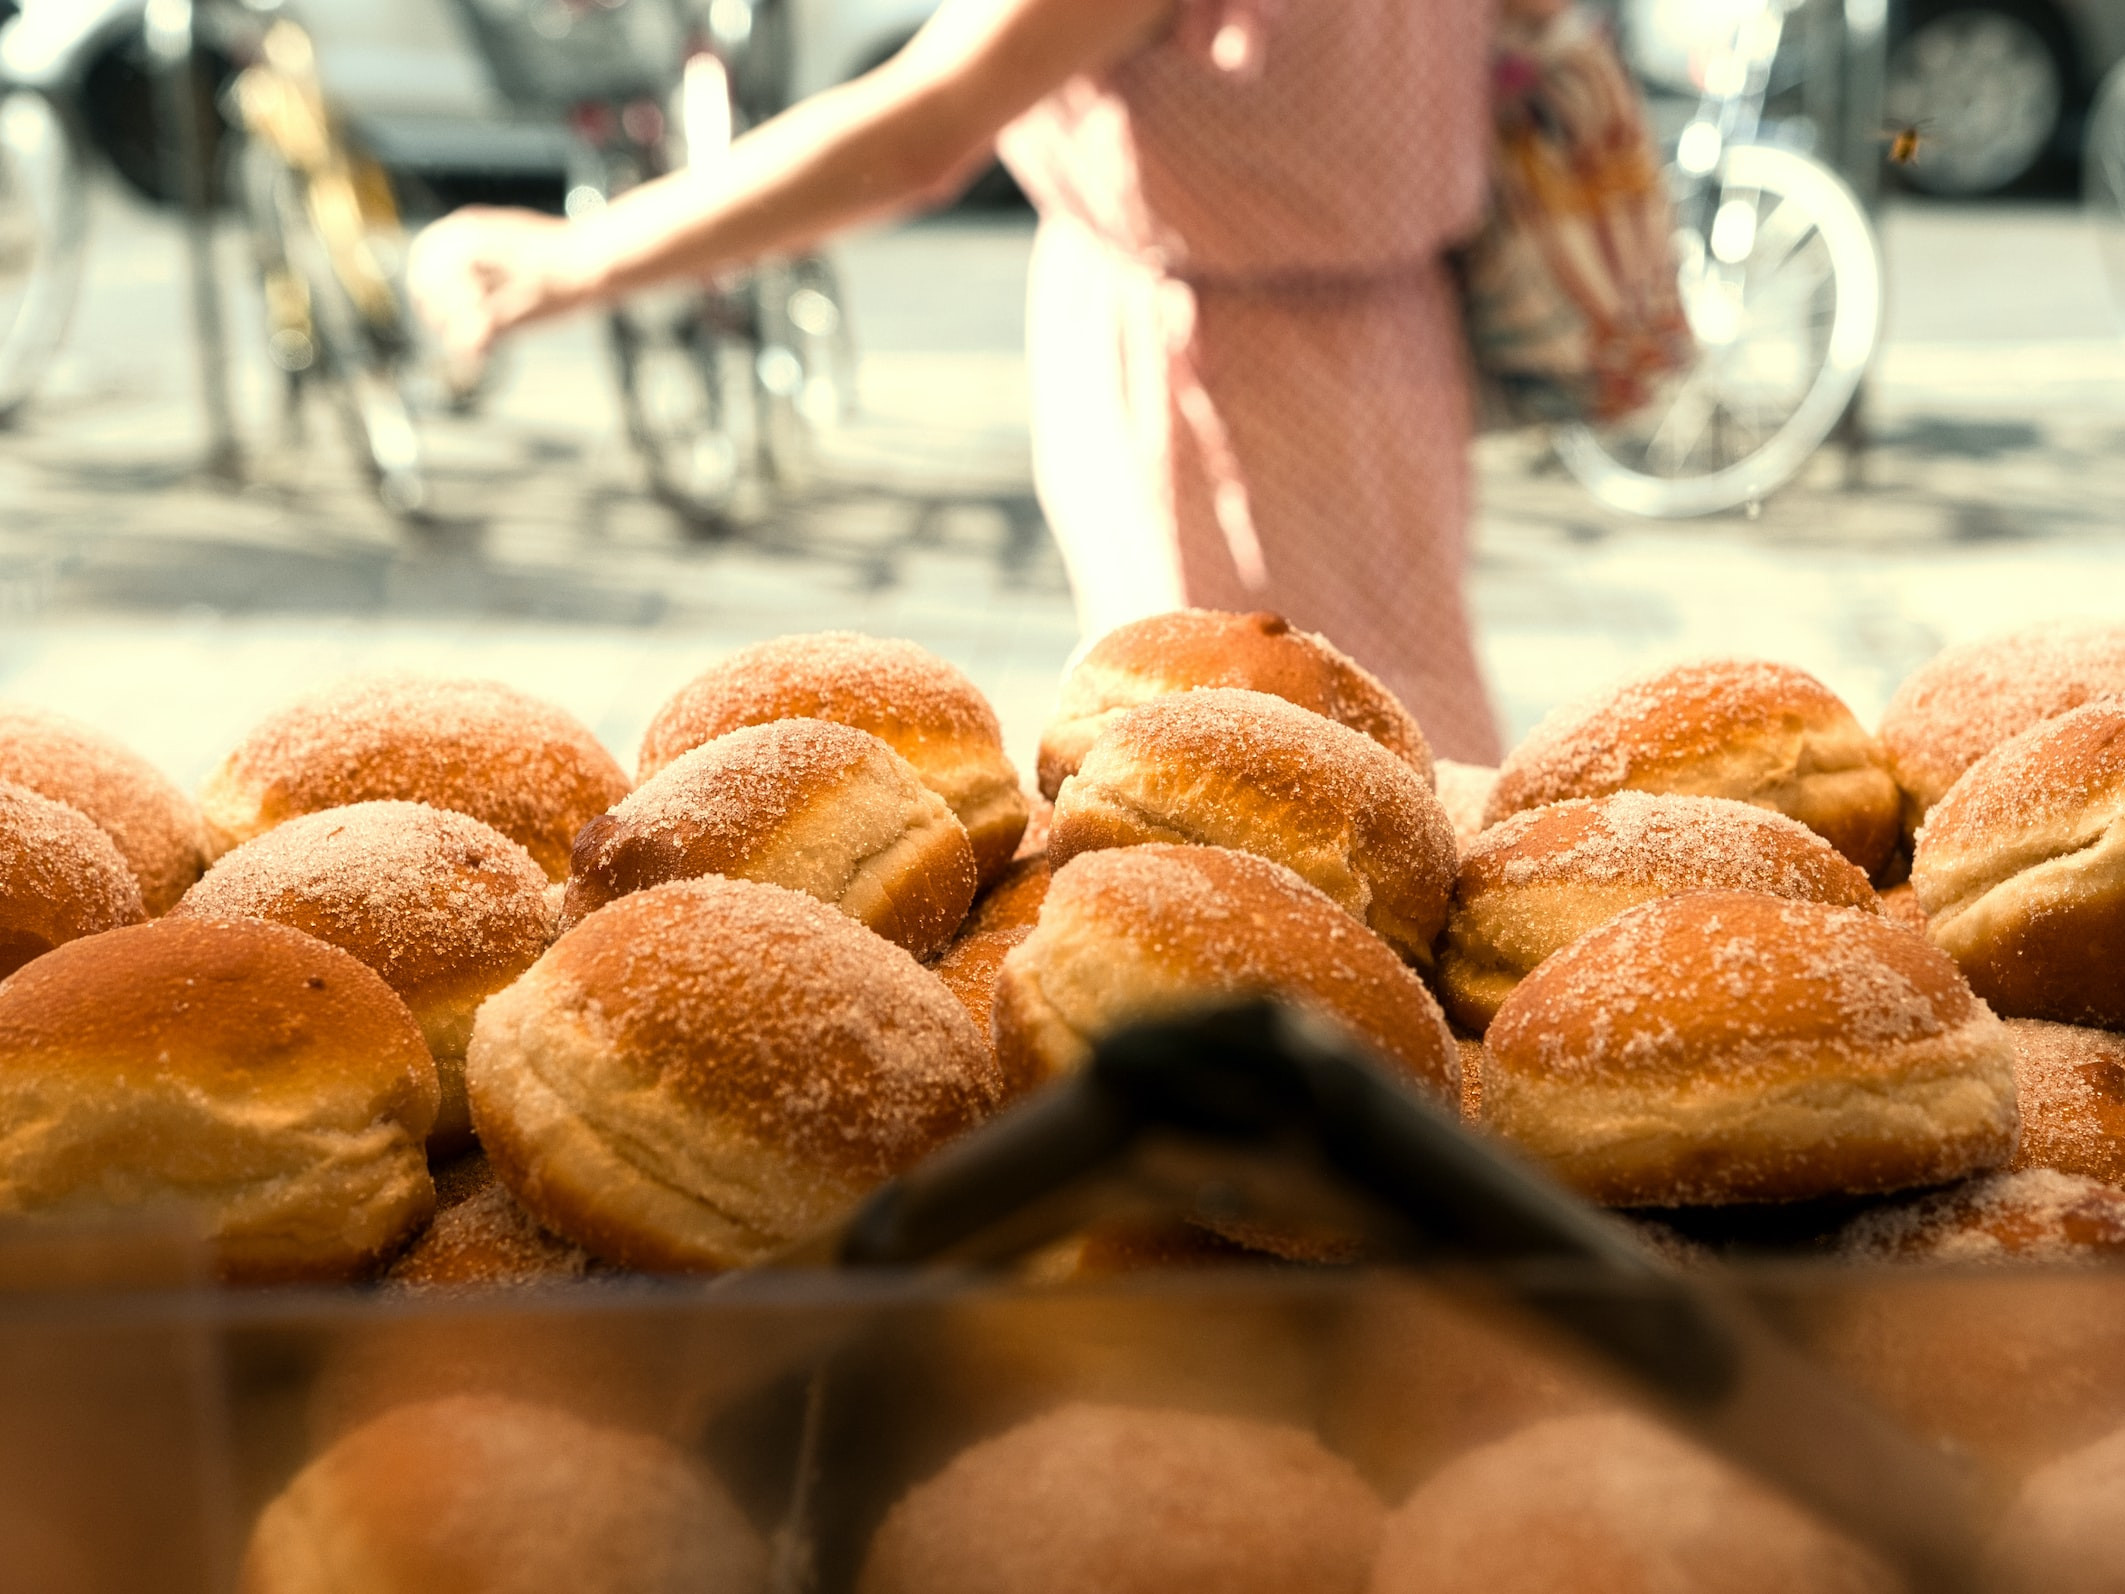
top-left (1837, 1170), bottom-right (2125, 1267)
top-left (2005, 1019), bottom-right (2125, 1186)
top-left (0, 780), bottom-right (147, 979)
top-left (386, 1154), bottom-right (590, 1290)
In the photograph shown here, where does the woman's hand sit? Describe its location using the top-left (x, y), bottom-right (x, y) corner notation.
top-left (407, 206), bottom-right (607, 362)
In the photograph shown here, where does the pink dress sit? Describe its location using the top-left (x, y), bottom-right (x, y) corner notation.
top-left (999, 0), bottom-right (1502, 762)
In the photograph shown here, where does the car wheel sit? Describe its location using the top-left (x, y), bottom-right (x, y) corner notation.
top-left (1885, 3), bottom-right (2068, 196)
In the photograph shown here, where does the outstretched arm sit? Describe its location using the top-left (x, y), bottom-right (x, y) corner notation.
top-left (412, 0), bottom-right (1174, 356)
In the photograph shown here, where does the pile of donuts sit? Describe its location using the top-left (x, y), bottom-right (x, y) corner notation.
top-left (2, 611), bottom-right (2124, 1282)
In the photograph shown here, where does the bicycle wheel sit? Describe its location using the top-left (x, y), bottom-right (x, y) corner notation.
top-left (1554, 143), bottom-right (1881, 518)
top-left (610, 294), bottom-right (740, 529)
top-left (0, 92), bottom-right (88, 423)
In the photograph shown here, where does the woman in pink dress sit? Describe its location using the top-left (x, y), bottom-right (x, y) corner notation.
top-left (413, 0), bottom-right (1523, 760)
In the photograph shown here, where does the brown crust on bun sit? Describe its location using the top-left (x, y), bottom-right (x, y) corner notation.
top-left (1484, 891), bottom-right (2016, 1206)
top-left (1485, 659), bottom-right (1901, 876)
top-left (637, 633), bottom-right (1027, 884)
top-left (934, 856), bottom-right (1050, 1069)
top-left (0, 780), bottom-right (147, 978)
top-left (2005, 1019), bottom-right (2125, 1186)
top-left (1837, 1169), bottom-right (2125, 1267)
top-left (1038, 609), bottom-right (1431, 800)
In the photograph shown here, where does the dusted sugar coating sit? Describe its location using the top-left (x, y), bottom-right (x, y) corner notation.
top-left (385, 1153), bottom-right (589, 1290)
top-left (637, 633), bottom-right (1027, 885)
top-left (562, 719), bottom-right (977, 961)
top-left (1433, 759), bottom-right (1498, 856)
top-left (859, 1403), bottom-right (1382, 1594)
top-left (2006, 1020), bottom-right (2125, 1185)
top-left (995, 844), bottom-right (1458, 1101)
top-left (1989, 1425), bottom-right (2125, 1594)
top-left (1438, 792), bottom-right (1879, 1033)
top-left (0, 780), bottom-right (146, 978)
top-left (1484, 891), bottom-right (2017, 1206)
top-left (239, 1395), bottom-right (766, 1594)
top-left (173, 802), bottom-right (552, 1151)
top-left (199, 676), bottom-right (630, 881)
top-left (0, 917), bottom-right (438, 1282)
top-left (1370, 1412), bottom-right (1895, 1594)
top-left (1912, 700), bottom-right (2125, 1029)
top-left (1050, 689), bottom-right (1456, 968)
top-left (935, 856), bottom-right (1051, 1065)
top-left (0, 701), bottom-right (208, 913)
top-left (1485, 659), bottom-right (1901, 875)
top-left (1037, 610), bottom-right (1432, 799)
top-left (1878, 880), bottom-right (1929, 934)
top-left (1881, 622), bottom-right (2125, 831)
top-left (1838, 1170), bottom-right (2125, 1267)
top-left (468, 876), bottom-right (1003, 1272)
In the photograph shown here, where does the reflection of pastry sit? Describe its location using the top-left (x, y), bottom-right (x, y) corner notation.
top-left (469, 876), bottom-right (1002, 1272)
top-left (1988, 1424), bottom-right (2125, 1594)
top-left (934, 856), bottom-right (1049, 1066)
top-left (0, 779), bottom-right (146, 978)
top-left (562, 719), bottom-right (976, 959)
top-left (1880, 621), bottom-right (2125, 835)
top-left (1050, 689), bottom-right (1456, 968)
top-left (1038, 609), bottom-right (1430, 799)
top-left (0, 702), bottom-right (207, 913)
top-left (1912, 701), bottom-right (2125, 1029)
top-left (174, 801), bottom-right (550, 1152)
top-left (200, 676), bottom-right (629, 881)
top-left (241, 1396), bottom-right (766, 1594)
top-left (1439, 793), bottom-right (1878, 1033)
top-left (859, 1403), bottom-right (1382, 1594)
top-left (1485, 891), bottom-right (2016, 1206)
top-left (1486, 658), bottom-right (1901, 875)
top-left (0, 917), bottom-right (436, 1281)
top-left (2005, 1019), bottom-right (2125, 1186)
top-left (1371, 1412), bottom-right (1895, 1594)
top-left (1836, 1169), bottom-right (2125, 1267)
top-left (638, 633), bottom-right (1027, 885)
top-left (995, 844), bottom-right (1458, 1099)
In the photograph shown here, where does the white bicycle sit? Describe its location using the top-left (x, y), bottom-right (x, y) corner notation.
top-left (1557, 0), bottom-right (1882, 517)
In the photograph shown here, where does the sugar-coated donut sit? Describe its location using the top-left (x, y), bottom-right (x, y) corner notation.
top-left (561, 718), bottom-right (977, 959)
top-left (0, 917), bottom-right (437, 1282)
top-left (1485, 659), bottom-right (1901, 875)
top-left (200, 676), bottom-right (630, 881)
top-left (1438, 793), bottom-right (1879, 1033)
top-left (239, 1395), bottom-right (766, 1594)
top-left (1837, 1170), bottom-right (2125, 1267)
top-left (934, 856), bottom-right (1049, 1057)
top-left (1484, 891), bottom-right (2016, 1206)
top-left (0, 780), bottom-right (146, 979)
top-left (1433, 760), bottom-right (1498, 857)
top-left (1988, 1424), bottom-right (2125, 1594)
top-left (637, 633), bottom-right (1027, 885)
top-left (1880, 622), bottom-right (2125, 834)
top-left (1369, 1411), bottom-right (1895, 1594)
top-left (1455, 1035), bottom-right (1485, 1124)
top-left (858, 1403), bottom-right (1382, 1594)
top-left (0, 702), bottom-right (207, 913)
top-left (1878, 879), bottom-right (1929, 934)
top-left (1038, 609), bottom-right (1431, 800)
top-left (384, 1152), bottom-right (588, 1290)
top-left (994, 844), bottom-right (1458, 1100)
top-left (173, 802), bottom-right (551, 1152)
top-left (1050, 689), bottom-right (1456, 968)
top-left (1911, 700), bottom-right (2125, 1028)
top-left (468, 876), bottom-right (1003, 1271)
top-left (2005, 1018), bottom-right (2125, 1185)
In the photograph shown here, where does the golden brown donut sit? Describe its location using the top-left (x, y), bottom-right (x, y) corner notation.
top-left (1437, 793), bottom-right (1880, 1034)
top-left (1038, 609), bottom-right (1432, 800)
top-left (1049, 689), bottom-right (1456, 969)
top-left (994, 844), bottom-right (1459, 1099)
top-left (858, 1403), bottom-right (1382, 1594)
top-left (1370, 1411), bottom-right (1896, 1594)
top-left (560, 718), bottom-right (977, 960)
top-left (1989, 1424), bottom-right (2125, 1594)
top-left (1911, 700), bottom-right (2125, 1029)
top-left (1880, 622), bottom-right (2125, 835)
top-left (1878, 879), bottom-right (1929, 934)
top-left (1455, 1035), bottom-right (1486, 1124)
top-left (1836, 1170), bottom-right (2125, 1267)
top-left (199, 675), bottom-right (630, 881)
top-left (172, 801), bottom-right (551, 1152)
top-left (637, 633), bottom-right (1027, 884)
top-left (0, 917), bottom-right (437, 1282)
top-left (384, 1152), bottom-right (588, 1290)
top-left (239, 1395), bottom-right (766, 1594)
top-left (468, 875), bottom-right (1003, 1272)
top-left (0, 702), bottom-right (208, 913)
top-left (2006, 1019), bottom-right (2125, 1186)
top-left (1484, 658), bottom-right (1901, 876)
top-left (1433, 760), bottom-right (1498, 857)
top-left (934, 856), bottom-right (1050, 1056)
top-left (0, 780), bottom-right (146, 979)
top-left (1484, 891), bottom-right (2017, 1206)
